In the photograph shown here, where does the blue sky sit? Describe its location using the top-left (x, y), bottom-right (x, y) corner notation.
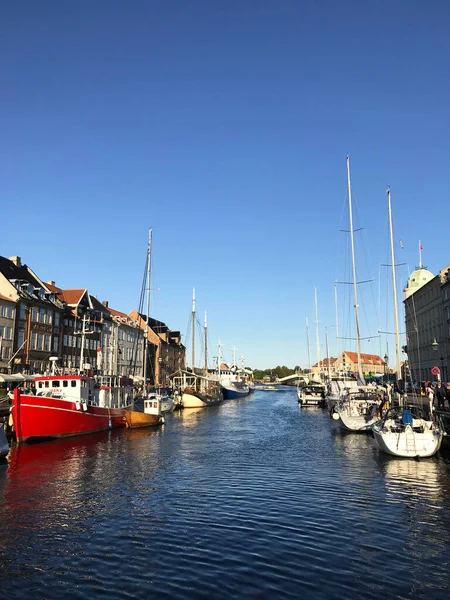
top-left (1, 1), bottom-right (449, 369)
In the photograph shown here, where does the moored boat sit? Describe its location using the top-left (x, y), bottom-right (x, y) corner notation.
top-left (11, 374), bottom-right (132, 443)
top-left (125, 395), bottom-right (164, 429)
top-left (372, 406), bottom-right (443, 457)
top-left (0, 422), bottom-right (9, 458)
top-left (297, 384), bottom-right (325, 406)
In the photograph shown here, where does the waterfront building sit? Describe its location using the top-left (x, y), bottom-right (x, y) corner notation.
top-left (404, 264), bottom-right (450, 383)
top-left (0, 256), bottom-right (64, 375)
top-left (45, 283), bottom-right (103, 374)
top-left (0, 293), bottom-right (16, 373)
top-left (323, 351), bottom-right (386, 378)
top-left (103, 304), bottom-right (144, 378)
top-left (129, 310), bottom-right (185, 385)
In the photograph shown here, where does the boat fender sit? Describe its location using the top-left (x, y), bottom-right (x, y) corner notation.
top-left (332, 412), bottom-right (340, 421)
top-left (161, 417), bottom-right (165, 424)
top-left (83, 403), bottom-right (88, 411)
top-left (76, 402), bottom-right (81, 411)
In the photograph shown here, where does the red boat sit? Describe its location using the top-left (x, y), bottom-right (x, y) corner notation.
top-left (11, 375), bottom-right (133, 443)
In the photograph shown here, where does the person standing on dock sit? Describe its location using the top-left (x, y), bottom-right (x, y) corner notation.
top-left (434, 380), bottom-right (447, 410)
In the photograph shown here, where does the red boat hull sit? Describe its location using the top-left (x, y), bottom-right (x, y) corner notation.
top-left (12, 389), bottom-right (127, 443)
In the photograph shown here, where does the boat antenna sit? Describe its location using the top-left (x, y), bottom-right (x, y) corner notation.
top-left (418, 239), bottom-right (423, 269)
top-left (388, 189), bottom-right (401, 382)
top-left (346, 156), bottom-right (362, 378)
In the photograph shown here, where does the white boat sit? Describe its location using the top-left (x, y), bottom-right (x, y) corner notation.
top-left (372, 189), bottom-right (443, 457)
top-left (0, 423), bottom-right (9, 458)
top-left (146, 389), bottom-right (175, 413)
top-left (333, 388), bottom-right (380, 431)
top-left (372, 406), bottom-right (443, 457)
top-left (326, 376), bottom-right (360, 413)
top-left (297, 384), bottom-right (325, 406)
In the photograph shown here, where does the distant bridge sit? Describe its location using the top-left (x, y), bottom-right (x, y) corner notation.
top-left (277, 374), bottom-right (310, 385)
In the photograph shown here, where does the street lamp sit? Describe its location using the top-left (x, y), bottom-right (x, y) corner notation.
top-left (432, 338), bottom-right (441, 381)
top-left (158, 356), bottom-right (163, 385)
top-left (384, 354), bottom-right (388, 382)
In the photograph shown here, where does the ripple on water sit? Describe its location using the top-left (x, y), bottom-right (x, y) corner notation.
top-left (2, 392), bottom-right (450, 598)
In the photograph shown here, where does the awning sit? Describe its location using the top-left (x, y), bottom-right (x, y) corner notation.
top-left (0, 374), bottom-right (25, 383)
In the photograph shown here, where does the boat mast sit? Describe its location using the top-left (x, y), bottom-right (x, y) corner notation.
top-left (325, 326), bottom-right (331, 380)
top-left (314, 288), bottom-right (321, 379)
top-left (306, 317), bottom-right (312, 373)
top-left (79, 313), bottom-right (86, 374)
top-left (346, 156), bottom-right (362, 376)
top-left (388, 189), bottom-right (401, 381)
top-left (204, 311), bottom-right (208, 375)
top-left (143, 229), bottom-right (152, 388)
top-left (334, 283), bottom-right (340, 356)
top-left (191, 288), bottom-right (195, 375)
top-left (217, 340), bottom-right (221, 379)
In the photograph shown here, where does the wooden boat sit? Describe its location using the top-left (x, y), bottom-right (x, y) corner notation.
top-left (125, 396), bottom-right (164, 429)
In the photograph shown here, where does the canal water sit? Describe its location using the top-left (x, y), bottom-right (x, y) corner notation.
top-left (1, 388), bottom-right (450, 599)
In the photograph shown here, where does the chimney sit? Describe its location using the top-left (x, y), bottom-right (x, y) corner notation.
top-left (102, 300), bottom-right (109, 308)
top-left (47, 280), bottom-right (55, 286)
top-left (9, 256), bottom-right (21, 267)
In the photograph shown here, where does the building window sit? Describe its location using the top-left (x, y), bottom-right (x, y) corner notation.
top-left (17, 328), bottom-right (25, 349)
top-left (31, 332), bottom-right (37, 350)
top-left (53, 336), bottom-right (59, 352)
top-left (19, 304), bottom-right (27, 320)
top-left (55, 312), bottom-right (60, 327)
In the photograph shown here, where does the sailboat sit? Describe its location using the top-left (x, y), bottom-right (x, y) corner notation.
top-left (372, 189), bottom-right (444, 457)
top-left (333, 157), bottom-right (380, 431)
top-left (125, 229), bottom-right (164, 429)
top-left (172, 290), bottom-right (223, 408)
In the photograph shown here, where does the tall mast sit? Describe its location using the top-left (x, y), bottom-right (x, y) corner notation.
top-left (334, 283), bottom-right (340, 356)
top-left (204, 311), bottom-right (208, 374)
top-left (143, 229), bottom-right (152, 387)
top-left (346, 156), bottom-right (362, 375)
top-left (325, 326), bottom-right (331, 380)
top-left (306, 317), bottom-right (312, 373)
top-left (191, 288), bottom-right (196, 374)
top-left (314, 288), bottom-right (321, 378)
top-left (418, 240), bottom-right (423, 269)
top-left (388, 189), bottom-right (401, 381)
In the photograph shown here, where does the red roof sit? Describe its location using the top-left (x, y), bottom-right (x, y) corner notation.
top-left (46, 284), bottom-right (87, 306)
top-left (343, 351), bottom-right (385, 365)
top-left (107, 307), bottom-right (129, 320)
top-left (312, 357), bottom-right (337, 368)
top-left (59, 289), bottom-right (87, 306)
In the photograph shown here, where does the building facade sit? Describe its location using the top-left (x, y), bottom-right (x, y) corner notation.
top-left (404, 265), bottom-right (450, 383)
top-left (0, 294), bottom-right (16, 373)
top-left (0, 256), bottom-right (64, 374)
top-left (313, 351), bottom-right (386, 378)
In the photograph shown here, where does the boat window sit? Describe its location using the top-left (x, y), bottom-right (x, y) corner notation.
top-left (71, 381), bottom-right (77, 387)
top-left (52, 381), bottom-right (60, 387)
top-left (38, 382), bottom-right (43, 389)
top-left (63, 381), bottom-right (68, 388)
top-left (45, 381), bottom-right (50, 388)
